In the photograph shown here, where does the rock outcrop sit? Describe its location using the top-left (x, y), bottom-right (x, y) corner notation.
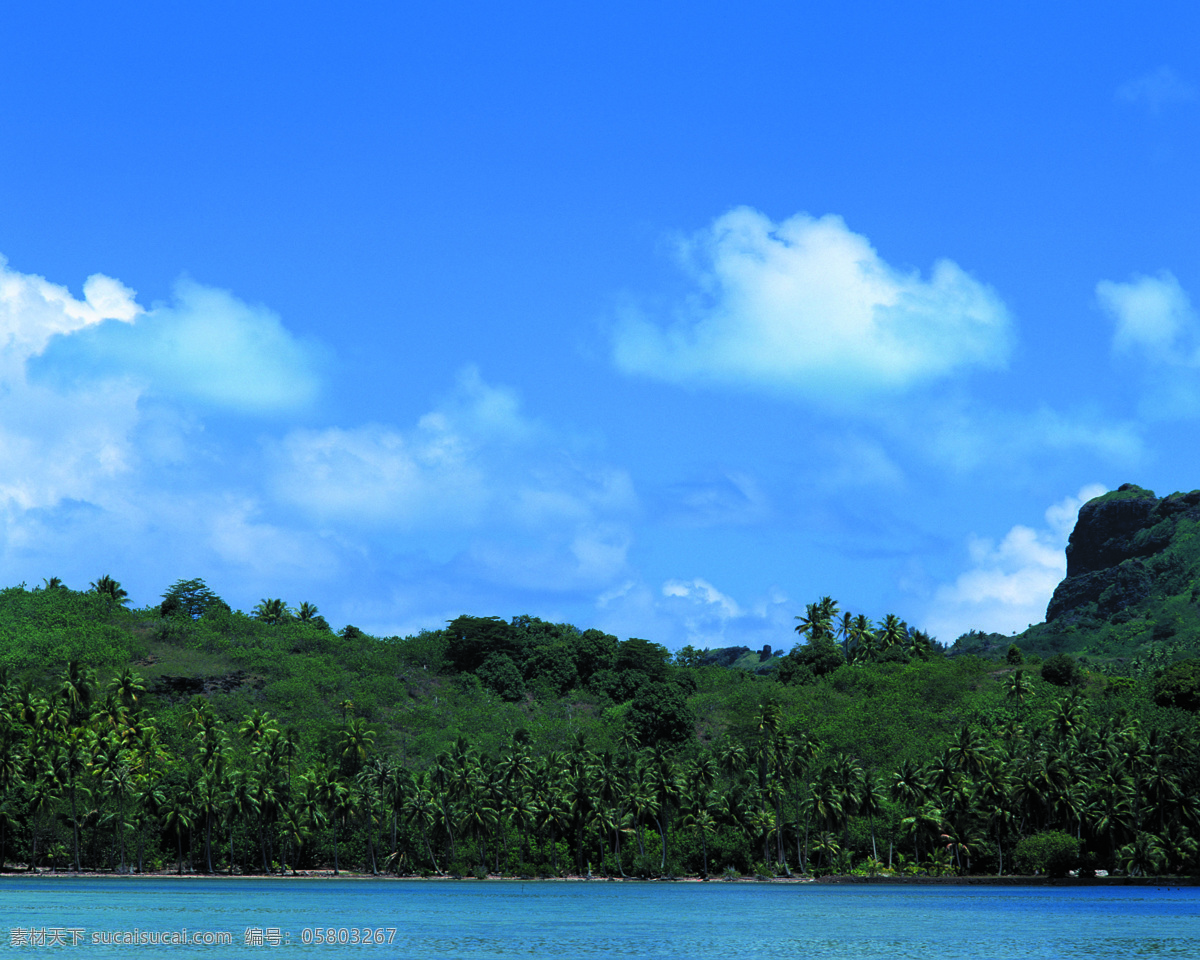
top-left (1046, 484), bottom-right (1200, 623)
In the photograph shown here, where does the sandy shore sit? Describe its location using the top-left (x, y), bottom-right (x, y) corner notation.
top-left (5, 868), bottom-right (1197, 886)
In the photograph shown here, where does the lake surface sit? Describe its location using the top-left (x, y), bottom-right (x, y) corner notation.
top-left (1, 878), bottom-right (1196, 958)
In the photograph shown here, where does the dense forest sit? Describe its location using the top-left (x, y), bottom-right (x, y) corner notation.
top-left (1, 484), bottom-right (1199, 880)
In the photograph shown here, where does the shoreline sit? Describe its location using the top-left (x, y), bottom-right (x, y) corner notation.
top-left (5, 868), bottom-right (1197, 887)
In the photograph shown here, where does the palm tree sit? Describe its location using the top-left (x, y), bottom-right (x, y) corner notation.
top-left (339, 718), bottom-right (376, 778)
top-left (1119, 831), bottom-right (1166, 877)
top-left (403, 777), bottom-right (443, 874)
top-left (946, 725), bottom-right (988, 779)
top-left (849, 614), bottom-right (877, 662)
top-left (225, 770), bottom-right (259, 874)
top-left (296, 601), bottom-right (321, 624)
top-left (316, 768), bottom-right (349, 874)
top-left (859, 773), bottom-right (884, 862)
top-left (195, 763), bottom-right (228, 873)
top-left (59, 728), bottom-right (93, 871)
top-left (795, 597), bottom-right (838, 641)
top-left (102, 759), bottom-right (136, 873)
top-left (160, 793), bottom-right (194, 875)
top-left (89, 575), bottom-right (129, 606)
top-left (58, 661), bottom-right (95, 727)
top-left (682, 795), bottom-right (718, 878)
top-left (878, 614), bottom-right (907, 653)
top-left (1004, 670), bottom-right (1028, 708)
top-left (836, 612), bottom-right (854, 658)
top-left (26, 770), bottom-right (61, 871)
top-left (252, 598), bottom-right (290, 625)
top-left (108, 668), bottom-right (146, 712)
top-left (901, 801), bottom-right (943, 869)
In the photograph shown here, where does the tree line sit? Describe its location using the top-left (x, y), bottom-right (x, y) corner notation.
top-left (1, 653), bottom-right (1195, 879)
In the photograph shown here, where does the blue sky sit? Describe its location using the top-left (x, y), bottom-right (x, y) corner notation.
top-left (2, 3), bottom-right (1199, 649)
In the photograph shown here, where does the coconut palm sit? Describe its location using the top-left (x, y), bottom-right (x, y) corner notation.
top-left (160, 793), bottom-right (194, 875)
top-left (252, 598), bottom-right (290, 625)
top-left (89, 575), bottom-right (129, 606)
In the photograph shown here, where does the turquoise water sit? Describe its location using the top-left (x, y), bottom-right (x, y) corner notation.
top-left (1, 879), bottom-right (1197, 958)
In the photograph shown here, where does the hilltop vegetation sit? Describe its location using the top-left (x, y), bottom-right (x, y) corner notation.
top-left (1, 485), bottom-right (1198, 880)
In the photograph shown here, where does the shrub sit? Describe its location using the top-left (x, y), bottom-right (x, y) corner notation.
top-left (1013, 831), bottom-right (1079, 877)
top-left (477, 653), bottom-right (526, 701)
top-left (791, 634), bottom-right (846, 676)
top-left (1006, 645), bottom-right (1023, 665)
top-left (1041, 653), bottom-right (1080, 687)
top-left (1153, 658), bottom-right (1200, 711)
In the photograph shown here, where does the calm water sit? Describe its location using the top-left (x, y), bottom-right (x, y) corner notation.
top-left (1, 878), bottom-right (1197, 958)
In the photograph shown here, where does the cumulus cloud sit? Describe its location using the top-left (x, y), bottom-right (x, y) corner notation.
top-left (612, 207), bottom-right (1012, 401)
top-left (925, 484), bottom-right (1106, 641)
top-left (35, 277), bottom-right (320, 414)
top-left (1117, 66), bottom-right (1197, 115)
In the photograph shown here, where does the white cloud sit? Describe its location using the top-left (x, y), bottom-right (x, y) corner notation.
top-left (916, 403), bottom-right (1143, 474)
top-left (1098, 271), bottom-right (1198, 363)
top-left (35, 277), bottom-right (320, 414)
top-left (597, 575), bottom-right (792, 650)
top-left (662, 577), bottom-right (742, 618)
top-left (0, 256), bottom-right (140, 364)
top-left (612, 206), bottom-right (1012, 401)
top-left (1097, 271), bottom-right (1200, 418)
top-left (1117, 66), bottom-right (1197, 114)
top-left (273, 366), bottom-right (638, 590)
top-left (925, 483), bottom-right (1106, 641)
top-left (0, 254), bottom-right (644, 633)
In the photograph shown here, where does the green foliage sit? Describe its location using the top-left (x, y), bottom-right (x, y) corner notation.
top-left (160, 578), bottom-right (227, 619)
top-left (614, 637), bottom-right (671, 680)
top-left (1013, 831), bottom-right (1079, 877)
top-left (1041, 653), bottom-right (1080, 687)
top-left (1153, 658), bottom-right (1200, 711)
top-left (628, 680), bottom-right (695, 747)
top-left (1006, 645), bottom-right (1023, 665)
top-left (789, 633), bottom-right (846, 677)
top-left (252, 598), bottom-right (290, 625)
top-left (0, 584), bottom-right (136, 668)
top-left (478, 654), bottom-right (526, 702)
top-left (1089, 484), bottom-right (1155, 504)
top-left (2, 570), bottom-right (1197, 881)
top-left (90, 574), bottom-right (129, 606)
top-left (445, 616), bottom-right (523, 673)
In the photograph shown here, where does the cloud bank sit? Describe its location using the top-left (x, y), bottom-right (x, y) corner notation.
top-left (613, 207), bottom-right (1012, 401)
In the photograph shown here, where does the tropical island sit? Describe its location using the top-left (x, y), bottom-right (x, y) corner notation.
top-left (1, 483), bottom-right (1197, 882)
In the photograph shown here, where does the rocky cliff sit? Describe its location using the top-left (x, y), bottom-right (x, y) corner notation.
top-left (1045, 483), bottom-right (1200, 624)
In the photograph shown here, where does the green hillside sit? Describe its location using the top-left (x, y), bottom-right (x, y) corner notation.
top-left (0, 494), bottom-right (1198, 880)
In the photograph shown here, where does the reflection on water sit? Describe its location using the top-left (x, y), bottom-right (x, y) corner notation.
top-left (1, 879), bottom-right (1197, 959)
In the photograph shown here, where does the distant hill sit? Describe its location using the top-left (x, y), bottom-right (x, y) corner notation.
top-left (951, 483), bottom-right (1200, 669)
